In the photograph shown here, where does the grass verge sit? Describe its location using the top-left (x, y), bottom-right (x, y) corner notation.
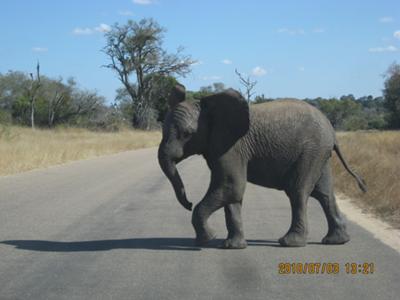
top-left (333, 131), bottom-right (400, 228)
top-left (0, 126), bottom-right (161, 176)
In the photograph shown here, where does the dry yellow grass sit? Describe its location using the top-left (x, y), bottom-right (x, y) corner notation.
top-left (333, 131), bottom-right (400, 227)
top-left (0, 126), bottom-right (161, 176)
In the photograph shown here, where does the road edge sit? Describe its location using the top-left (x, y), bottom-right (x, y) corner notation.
top-left (0, 147), bottom-right (159, 179)
top-left (337, 194), bottom-right (400, 254)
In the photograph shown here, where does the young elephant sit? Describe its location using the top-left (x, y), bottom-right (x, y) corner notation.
top-left (158, 84), bottom-right (366, 248)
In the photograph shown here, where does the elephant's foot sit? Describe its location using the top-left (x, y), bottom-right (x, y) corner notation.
top-left (220, 237), bottom-right (247, 249)
top-left (195, 229), bottom-right (217, 246)
top-left (279, 232), bottom-right (307, 247)
top-left (322, 228), bottom-right (350, 245)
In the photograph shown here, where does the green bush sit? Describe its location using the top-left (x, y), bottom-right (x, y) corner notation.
top-left (0, 109), bottom-right (12, 124)
top-left (342, 115), bottom-right (369, 131)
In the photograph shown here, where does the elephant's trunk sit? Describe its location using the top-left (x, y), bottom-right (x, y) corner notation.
top-left (158, 145), bottom-right (192, 211)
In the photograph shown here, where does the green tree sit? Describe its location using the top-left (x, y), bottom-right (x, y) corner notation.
top-left (312, 97), bottom-right (362, 129)
top-left (114, 87), bottom-right (134, 123)
top-left (40, 77), bottom-right (74, 127)
top-left (148, 75), bottom-right (178, 122)
top-left (212, 82), bottom-right (225, 93)
top-left (103, 18), bottom-right (193, 129)
top-left (0, 71), bottom-right (29, 112)
top-left (187, 82), bottom-right (226, 100)
top-left (0, 70), bottom-right (105, 128)
top-left (383, 62), bottom-right (400, 128)
top-left (342, 115), bottom-right (368, 131)
top-left (11, 93), bottom-right (31, 125)
top-left (115, 74), bottom-right (178, 125)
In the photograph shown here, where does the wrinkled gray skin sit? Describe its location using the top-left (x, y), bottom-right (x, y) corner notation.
top-left (158, 84), bottom-right (367, 248)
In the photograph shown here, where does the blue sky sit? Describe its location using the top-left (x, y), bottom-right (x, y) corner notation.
top-left (1, 0), bottom-right (399, 103)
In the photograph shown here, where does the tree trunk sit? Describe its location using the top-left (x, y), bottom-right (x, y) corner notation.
top-left (30, 100), bottom-right (35, 129)
top-left (48, 107), bottom-right (55, 128)
top-left (29, 62), bottom-right (41, 129)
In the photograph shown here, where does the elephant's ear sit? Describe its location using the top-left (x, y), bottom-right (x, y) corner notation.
top-left (168, 83), bottom-right (186, 108)
top-left (200, 89), bottom-right (249, 154)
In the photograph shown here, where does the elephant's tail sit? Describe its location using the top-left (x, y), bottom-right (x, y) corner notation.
top-left (333, 143), bottom-right (367, 193)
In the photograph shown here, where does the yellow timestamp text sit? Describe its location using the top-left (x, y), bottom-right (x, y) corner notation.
top-left (278, 262), bottom-right (375, 275)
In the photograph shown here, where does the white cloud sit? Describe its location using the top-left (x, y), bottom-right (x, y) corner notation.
top-left (201, 75), bottom-right (221, 81)
top-left (73, 23), bottom-right (111, 35)
top-left (133, 0), bottom-right (154, 5)
top-left (73, 27), bottom-right (94, 35)
top-left (95, 23), bottom-right (111, 33)
top-left (221, 59), bottom-right (232, 65)
top-left (394, 30), bottom-right (400, 39)
top-left (277, 28), bottom-right (305, 35)
top-left (32, 47), bottom-right (48, 52)
top-left (368, 45), bottom-right (398, 52)
top-left (118, 10), bottom-right (134, 16)
top-left (312, 28), bottom-right (325, 33)
top-left (192, 60), bottom-right (204, 66)
top-left (278, 27), bottom-right (325, 35)
top-left (379, 16), bottom-right (394, 23)
top-left (252, 66), bottom-right (267, 77)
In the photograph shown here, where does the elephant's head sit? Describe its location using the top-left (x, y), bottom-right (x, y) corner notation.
top-left (158, 83), bottom-right (249, 211)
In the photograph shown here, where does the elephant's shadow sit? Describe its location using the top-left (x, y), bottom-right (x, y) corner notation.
top-left (1, 238), bottom-right (286, 252)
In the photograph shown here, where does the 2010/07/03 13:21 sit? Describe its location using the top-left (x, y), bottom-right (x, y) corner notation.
top-left (278, 262), bottom-right (375, 275)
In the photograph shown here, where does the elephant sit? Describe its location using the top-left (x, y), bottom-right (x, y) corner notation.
top-left (158, 83), bottom-right (366, 248)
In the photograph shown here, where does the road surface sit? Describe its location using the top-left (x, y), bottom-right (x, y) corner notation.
top-left (0, 148), bottom-right (399, 300)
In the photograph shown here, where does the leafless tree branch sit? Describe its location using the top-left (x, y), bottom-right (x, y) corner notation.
top-left (235, 69), bottom-right (257, 103)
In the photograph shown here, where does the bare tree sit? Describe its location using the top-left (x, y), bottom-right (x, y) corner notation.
top-left (235, 69), bottom-right (257, 103)
top-left (56, 90), bottom-right (104, 124)
top-left (103, 18), bottom-right (194, 129)
top-left (45, 78), bottom-right (71, 128)
top-left (27, 62), bottom-right (41, 129)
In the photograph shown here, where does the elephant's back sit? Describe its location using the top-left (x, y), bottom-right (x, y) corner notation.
top-left (251, 100), bottom-right (329, 122)
top-left (250, 99), bottom-right (334, 136)
top-left (241, 100), bottom-right (336, 189)
top-left (245, 100), bottom-right (335, 160)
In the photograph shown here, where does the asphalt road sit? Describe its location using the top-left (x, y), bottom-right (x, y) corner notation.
top-left (0, 148), bottom-right (399, 300)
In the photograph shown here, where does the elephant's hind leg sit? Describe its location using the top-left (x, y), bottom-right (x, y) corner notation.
top-left (222, 202), bottom-right (247, 249)
top-left (279, 153), bottom-right (325, 247)
top-left (279, 190), bottom-right (309, 247)
top-left (311, 161), bottom-right (350, 245)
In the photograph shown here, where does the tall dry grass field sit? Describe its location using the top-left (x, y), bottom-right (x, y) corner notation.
top-left (0, 126), bottom-right (161, 176)
top-left (333, 131), bottom-right (400, 227)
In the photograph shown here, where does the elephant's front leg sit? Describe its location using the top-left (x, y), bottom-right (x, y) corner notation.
top-left (222, 202), bottom-right (247, 249)
top-left (192, 192), bottom-right (223, 246)
top-left (192, 156), bottom-right (247, 247)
